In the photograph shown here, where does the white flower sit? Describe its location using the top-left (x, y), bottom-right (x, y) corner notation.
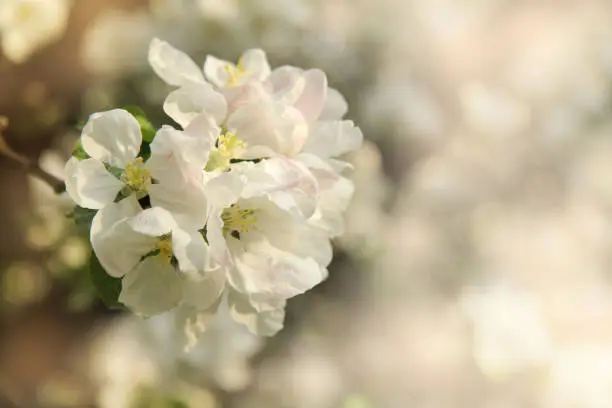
top-left (204, 159), bottom-right (331, 335)
top-left (145, 113), bottom-right (222, 227)
top-left (0, 0), bottom-right (71, 64)
top-left (90, 196), bottom-right (221, 317)
top-left (296, 118), bottom-right (363, 235)
top-left (204, 48), bottom-right (271, 89)
top-left (65, 109), bottom-right (149, 210)
top-left (70, 39), bottom-right (365, 345)
top-left (65, 109), bottom-right (219, 218)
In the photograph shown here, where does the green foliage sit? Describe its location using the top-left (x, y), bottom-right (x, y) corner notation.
top-left (72, 138), bottom-right (90, 160)
top-left (133, 389), bottom-right (191, 408)
top-left (89, 250), bottom-right (123, 309)
top-left (68, 206), bottom-right (97, 235)
top-left (124, 105), bottom-right (156, 143)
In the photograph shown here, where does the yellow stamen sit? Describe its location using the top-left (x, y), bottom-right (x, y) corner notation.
top-left (205, 131), bottom-right (247, 171)
top-left (120, 157), bottom-right (151, 193)
top-left (224, 57), bottom-right (250, 89)
top-left (222, 204), bottom-right (258, 235)
top-left (153, 235), bottom-right (173, 263)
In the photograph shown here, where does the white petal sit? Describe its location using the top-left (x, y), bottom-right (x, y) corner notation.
top-left (203, 171), bottom-right (244, 209)
top-left (205, 211), bottom-right (232, 267)
top-left (163, 83), bottom-right (227, 128)
top-left (224, 81), bottom-right (270, 116)
top-left (230, 239), bottom-right (324, 300)
top-left (171, 227), bottom-right (212, 274)
top-left (127, 206), bottom-right (177, 237)
top-left (240, 49), bottom-right (271, 80)
top-left (294, 225), bottom-right (333, 266)
top-left (148, 183), bottom-right (209, 229)
top-left (293, 69), bottom-right (327, 122)
top-left (119, 256), bottom-right (183, 317)
top-left (148, 38), bottom-right (204, 86)
top-left (81, 109), bottom-right (141, 167)
top-left (203, 54), bottom-right (232, 88)
top-left (320, 87), bottom-right (348, 120)
top-left (302, 120), bottom-right (363, 158)
top-left (182, 112), bottom-right (221, 147)
top-left (247, 199), bottom-right (332, 266)
top-left (90, 197), bottom-right (154, 278)
top-left (146, 126), bottom-right (213, 227)
top-left (228, 291), bottom-right (285, 336)
top-left (240, 158), bottom-right (318, 219)
top-left (311, 176), bottom-right (354, 237)
top-left (64, 157), bottom-right (123, 209)
top-left (147, 124), bottom-right (215, 178)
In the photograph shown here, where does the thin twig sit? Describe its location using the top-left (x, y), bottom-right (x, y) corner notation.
top-left (0, 117), bottom-right (66, 194)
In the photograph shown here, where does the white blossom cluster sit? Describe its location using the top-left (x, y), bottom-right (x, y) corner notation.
top-left (64, 38), bottom-right (362, 342)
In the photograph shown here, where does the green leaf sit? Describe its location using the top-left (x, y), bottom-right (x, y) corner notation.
top-left (139, 140), bottom-right (151, 161)
top-left (89, 251), bottom-right (123, 309)
top-left (72, 138), bottom-right (90, 160)
top-left (166, 400), bottom-right (189, 408)
top-left (123, 105), bottom-right (156, 143)
top-left (74, 119), bottom-right (86, 131)
top-left (68, 206), bottom-right (97, 235)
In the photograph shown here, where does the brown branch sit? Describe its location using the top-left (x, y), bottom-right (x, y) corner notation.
top-left (0, 117), bottom-right (66, 194)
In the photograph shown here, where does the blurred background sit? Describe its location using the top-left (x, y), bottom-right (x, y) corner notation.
top-left (3, 0), bottom-right (612, 407)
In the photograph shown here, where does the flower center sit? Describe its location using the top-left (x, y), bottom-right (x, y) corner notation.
top-left (153, 235), bottom-right (173, 263)
top-left (205, 131), bottom-right (247, 171)
top-left (224, 58), bottom-right (249, 88)
top-left (222, 204), bottom-right (258, 237)
top-left (120, 157), bottom-right (151, 193)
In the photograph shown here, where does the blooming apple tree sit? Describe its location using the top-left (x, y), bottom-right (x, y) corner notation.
top-left (64, 39), bottom-right (363, 347)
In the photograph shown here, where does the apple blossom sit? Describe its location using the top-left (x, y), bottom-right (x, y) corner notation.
top-left (64, 37), bottom-right (364, 345)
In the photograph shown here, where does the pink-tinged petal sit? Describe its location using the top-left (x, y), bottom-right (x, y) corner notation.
top-left (90, 197), bottom-right (154, 278)
top-left (229, 238), bottom-right (324, 301)
top-left (293, 69), bottom-right (327, 121)
top-left (240, 49), bottom-right (271, 80)
top-left (320, 87), bottom-right (348, 120)
top-left (119, 256), bottom-right (182, 317)
top-left (148, 38), bottom-right (204, 86)
top-left (228, 100), bottom-right (308, 158)
top-left (81, 109), bottom-right (141, 167)
top-left (240, 158), bottom-right (319, 219)
top-left (303, 120), bottom-right (363, 158)
top-left (266, 66), bottom-right (305, 105)
top-left (64, 157), bottom-right (123, 209)
top-left (311, 176), bottom-right (355, 237)
top-left (224, 81), bottom-right (269, 116)
top-left (163, 83), bottom-right (227, 128)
